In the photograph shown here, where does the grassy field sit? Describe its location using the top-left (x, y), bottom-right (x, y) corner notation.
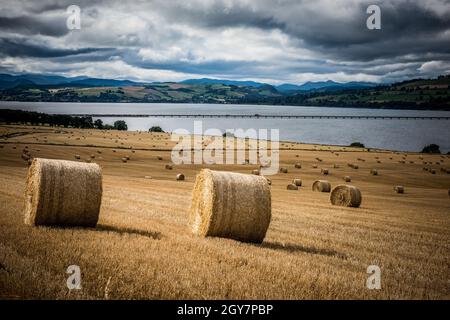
top-left (0, 125), bottom-right (449, 299)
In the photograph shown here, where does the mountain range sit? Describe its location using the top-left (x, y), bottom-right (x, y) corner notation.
top-left (0, 73), bottom-right (377, 93)
top-left (0, 73), bottom-right (448, 110)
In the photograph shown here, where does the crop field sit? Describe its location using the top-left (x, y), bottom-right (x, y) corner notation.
top-left (0, 125), bottom-right (449, 299)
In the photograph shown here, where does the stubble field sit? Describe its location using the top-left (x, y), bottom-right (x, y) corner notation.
top-left (0, 125), bottom-right (449, 299)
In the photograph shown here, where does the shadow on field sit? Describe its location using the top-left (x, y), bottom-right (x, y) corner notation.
top-left (96, 224), bottom-right (162, 240)
top-left (258, 241), bottom-right (347, 259)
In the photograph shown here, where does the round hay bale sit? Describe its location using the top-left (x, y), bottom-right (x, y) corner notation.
top-left (287, 183), bottom-right (299, 190)
top-left (330, 185), bottom-right (362, 208)
top-left (74, 155), bottom-right (81, 160)
top-left (312, 180), bottom-right (331, 192)
top-left (312, 164), bottom-right (318, 169)
top-left (321, 168), bottom-right (329, 175)
top-left (279, 167), bottom-right (288, 173)
top-left (90, 154), bottom-right (95, 159)
top-left (21, 153), bottom-right (31, 161)
top-left (394, 186), bottom-right (404, 194)
top-left (112, 150), bottom-right (116, 153)
top-left (344, 176), bottom-right (351, 182)
top-left (121, 158), bottom-right (127, 163)
top-left (144, 175), bottom-right (152, 179)
top-left (370, 169), bottom-right (378, 176)
top-left (124, 155), bottom-right (130, 160)
top-left (430, 169), bottom-right (436, 174)
top-left (292, 178), bottom-right (302, 187)
top-left (157, 156), bottom-right (163, 160)
top-left (252, 169), bottom-right (260, 175)
top-left (176, 173), bottom-right (185, 181)
top-left (165, 164), bottom-right (173, 170)
top-left (24, 158), bottom-right (102, 227)
top-left (189, 169), bottom-right (271, 243)
top-left (294, 163), bottom-right (302, 169)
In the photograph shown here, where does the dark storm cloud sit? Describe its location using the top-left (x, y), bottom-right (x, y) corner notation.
top-left (0, 37), bottom-right (111, 58)
top-left (0, 15), bottom-right (68, 37)
top-left (0, 0), bottom-right (449, 83)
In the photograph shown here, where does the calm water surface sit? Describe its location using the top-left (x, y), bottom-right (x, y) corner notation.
top-left (1, 101), bottom-right (449, 152)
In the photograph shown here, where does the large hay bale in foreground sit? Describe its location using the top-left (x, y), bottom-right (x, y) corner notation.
top-left (190, 169), bottom-right (271, 243)
top-left (312, 180), bottom-right (331, 192)
top-left (24, 158), bottom-right (102, 227)
top-left (330, 185), bottom-right (362, 207)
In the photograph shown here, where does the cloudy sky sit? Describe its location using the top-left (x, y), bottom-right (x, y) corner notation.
top-left (1, 0), bottom-right (450, 84)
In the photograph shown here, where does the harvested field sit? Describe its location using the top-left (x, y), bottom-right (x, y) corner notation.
top-left (0, 124), bottom-right (449, 299)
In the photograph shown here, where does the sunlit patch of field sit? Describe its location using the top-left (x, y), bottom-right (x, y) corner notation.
top-left (0, 124), bottom-right (449, 299)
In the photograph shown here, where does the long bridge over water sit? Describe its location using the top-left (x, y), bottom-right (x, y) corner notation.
top-left (67, 114), bottom-right (450, 120)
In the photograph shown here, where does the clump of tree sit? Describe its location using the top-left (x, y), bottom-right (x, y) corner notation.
top-left (0, 109), bottom-right (94, 128)
top-left (113, 120), bottom-right (128, 131)
top-left (350, 142), bottom-right (365, 148)
top-left (0, 109), bottom-right (128, 131)
top-left (421, 144), bottom-right (441, 154)
top-left (149, 126), bottom-right (164, 133)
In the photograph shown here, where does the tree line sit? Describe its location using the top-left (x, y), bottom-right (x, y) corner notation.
top-left (0, 109), bottom-right (128, 130)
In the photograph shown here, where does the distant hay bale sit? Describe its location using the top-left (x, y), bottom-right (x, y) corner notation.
top-left (157, 156), bottom-right (163, 160)
top-left (287, 183), bottom-right (299, 190)
top-left (423, 167), bottom-right (429, 171)
top-left (90, 154), bottom-right (95, 159)
top-left (294, 163), bottom-right (302, 169)
top-left (343, 176), bottom-right (351, 182)
top-left (370, 169), bottom-right (378, 176)
top-left (377, 160), bottom-right (381, 164)
top-left (279, 167), bottom-right (288, 173)
top-left (252, 169), bottom-right (260, 175)
top-left (144, 175), bottom-right (152, 179)
top-left (316, 157), bottom-right (323, 162)
top-left (430, 169), bottom-right (436, 174)
top-left (112, 150), bottom-right (116, 153)
top-left (176, 173), bottom-right (185, 181)
top-left (165, 164), bottom-right (173, 170)
top-left (312, 180), bottom-right (331, 192)
top-left (394, 186), bottom-right (404, 194)
top-left (292, 178), bottom-right (302, 186)
top-left (330, 185), bottom-right (362, 208)
top-left (85, 159), bottom-right (91, 163)
top-left (21, 153), bottom-right (31, 161)
top-left (24, 158), bottom-right (102, 227)
top-left (321, 168), bottom-right (329, 175)
top-left (312, 164), bottom-right (318, 168)
top-left (124, 155), bottom-right (130, 160)
top-left (189, 169), bottom-right (271, 243)
top-left (295, 154), bottom-right (299, 158)
top-left (121, 158), bottom-right (127, 163)
top-left (97, 150), bottom-right (102, 154)
top-left (74, 155), bottom-right (81, 160)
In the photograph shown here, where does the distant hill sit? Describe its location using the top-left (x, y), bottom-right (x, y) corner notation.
top-left (0, 73), bottom-right (448, 110)
top-left (276, 80), bottom-right (377, 92)
top-left (181, 78), bottom-right (266, 87)
top-left (0, 73), bottom-right (143, 89)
